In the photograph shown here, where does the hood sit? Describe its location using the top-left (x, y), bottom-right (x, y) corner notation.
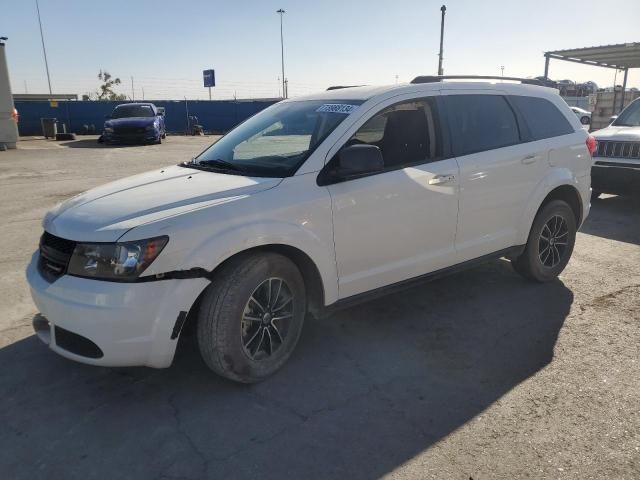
top-left (43, 165), bottom-right (282, 242)
top-left (106, 117), bottom-right (157, 128)
top-left (592, 125), bottom-right (640, 141)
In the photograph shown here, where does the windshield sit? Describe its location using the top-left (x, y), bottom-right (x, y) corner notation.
top-left (188, 99), bottom-right (364, 177)
top-left (613, 100), bottom-right (640, 127)
top-left (112, 105), bottom-right (155, 118)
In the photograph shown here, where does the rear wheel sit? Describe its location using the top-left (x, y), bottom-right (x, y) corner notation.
top-left (580, 116), bottom-right (590, 125)
top-left (197, 253), bottom-right (306, 383)
top-left (511, 200), bottom-right (577, 282)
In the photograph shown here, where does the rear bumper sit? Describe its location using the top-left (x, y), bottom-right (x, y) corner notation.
top-left (592, 163), bottom-right (640, 195)
top-left (26, 252), bottom-right (209, 368)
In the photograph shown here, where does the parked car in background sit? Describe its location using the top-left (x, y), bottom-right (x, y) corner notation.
top-left (591, 98), bottom-right (640, 199)
top-left (102, 103), bottom-right (166, 144)
top-left (28, 78), bottom-right (593, 383)
top-left (570, 106), bottom-right (591, 125)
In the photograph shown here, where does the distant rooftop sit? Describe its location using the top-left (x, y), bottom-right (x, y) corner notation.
top-left (13, 93), bottom-right (78, 101)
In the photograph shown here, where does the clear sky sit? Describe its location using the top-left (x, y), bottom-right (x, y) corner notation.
top-left (3, 0), bottom-right (640, 100)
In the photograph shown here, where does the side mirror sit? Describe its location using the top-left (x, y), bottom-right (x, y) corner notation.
top-left (609, 115), bottom-right (618, 124)
top-left (336, 144), bottom-right (384, 178)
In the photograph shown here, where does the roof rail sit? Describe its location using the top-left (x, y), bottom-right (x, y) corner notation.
top-left (410, 75), bottom-right (543, 86)
top-left (326, 85), bottom-right (364, 91)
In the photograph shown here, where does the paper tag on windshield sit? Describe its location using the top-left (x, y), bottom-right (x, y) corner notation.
top-left (316, 104), bottom-right (359, 114)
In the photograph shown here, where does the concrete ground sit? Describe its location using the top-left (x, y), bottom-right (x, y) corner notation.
top-left (1, 136), bottom-right (638, 480)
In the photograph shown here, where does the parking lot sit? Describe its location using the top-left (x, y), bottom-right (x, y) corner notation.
top-left (0, 136), bottom-right (638, 479)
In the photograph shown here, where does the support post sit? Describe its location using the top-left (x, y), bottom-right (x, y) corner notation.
top-left (543, 53), bottom-right (550, 80)
top-left (619, 68), bottom-right (628, 113)
top-left (437, 5), bottom-right (446, 76)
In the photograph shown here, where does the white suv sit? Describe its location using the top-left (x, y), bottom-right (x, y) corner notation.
top-left (27, 77), bottom-right (595, 383)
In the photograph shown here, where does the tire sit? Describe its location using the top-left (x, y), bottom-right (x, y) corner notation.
top-left (156, 135), bottom-right (162, 145)
top-left (197, 252), bottom-right (306, 383)
top-left (511, 200), bottom-right (577, 282)
top-left (161, 131), bottom-right (167, 139)
top-left (580, 116), bottom-right (590, 125)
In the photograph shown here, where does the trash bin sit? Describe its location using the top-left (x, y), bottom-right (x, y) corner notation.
top-left (41, 118), bottom-right (57, 139)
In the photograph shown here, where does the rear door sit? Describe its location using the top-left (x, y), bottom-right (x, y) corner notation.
top-left (442, 91), bottom-right (546, 262)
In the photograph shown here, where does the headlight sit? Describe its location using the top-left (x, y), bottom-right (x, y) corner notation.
top-left (67, 236), bottom-right (168, 281)
top-left (145, 124), bottom-right (157, 131)
top-left (104, 127), bottom-right (114, 133)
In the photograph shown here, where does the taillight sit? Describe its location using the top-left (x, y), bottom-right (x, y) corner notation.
top-left (586, 135), bottom-right (597, 156)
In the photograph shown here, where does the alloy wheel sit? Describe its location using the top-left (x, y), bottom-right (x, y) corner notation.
top-left (538, 214), bottom-right (569, 268)
top-left (241, 277), bottom-right (294, 360)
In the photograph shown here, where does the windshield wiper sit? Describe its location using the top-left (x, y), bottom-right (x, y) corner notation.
top-left (197, 158), bottom-right (246, 173)
top-left (180, 158), bottom-right (246, 174)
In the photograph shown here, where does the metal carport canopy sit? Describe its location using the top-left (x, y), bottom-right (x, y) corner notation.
top-left (543, 42), bottom-right (640, 113)
top-left (545, 42), bottom-right (640, 70)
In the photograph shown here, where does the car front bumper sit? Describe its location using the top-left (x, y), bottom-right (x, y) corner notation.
top-left (26, 252), bottom-right (209, 368)
top-left (103, 130), bottom-right (159, 144)
top-left (592, 162), bottom-right (640, 196)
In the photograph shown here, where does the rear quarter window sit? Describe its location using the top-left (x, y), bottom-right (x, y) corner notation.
top-left (509, 95), bottom-right (574, 140)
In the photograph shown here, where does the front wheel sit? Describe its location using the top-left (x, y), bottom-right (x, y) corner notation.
top-left (197, 253), bottom-right (306, 383)
top-left (511, 200), bottom-right (577, 282)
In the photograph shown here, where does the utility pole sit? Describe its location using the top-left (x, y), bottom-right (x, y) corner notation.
top-left (142, 87), bottom-right (145, 100)
top-left (501, 65), bottom-right (504, 77)
top-left (131, 76), bottom-right (135, 101)
top-left (277, 9), bottom-right (286, 98)
top-left (437, 5), bottom-right (446, 76)
top-left (35, 0), bottom-right (52, 94)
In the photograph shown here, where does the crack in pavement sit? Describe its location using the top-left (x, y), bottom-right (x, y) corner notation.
top-left (166, 394), bottom-right (209, 479)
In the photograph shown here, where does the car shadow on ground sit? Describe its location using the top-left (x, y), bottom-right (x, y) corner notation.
top-left (0, 260), bottom-right (572, 480)
top-left (58, 139), bottom-right (151, 149)
top-left (580, 195), bottom-right (640, 245)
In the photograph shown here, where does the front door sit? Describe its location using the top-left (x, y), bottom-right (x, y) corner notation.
top-left (325, 96), bottom-right (460, 299)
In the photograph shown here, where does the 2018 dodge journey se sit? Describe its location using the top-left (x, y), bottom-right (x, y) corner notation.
top-left (27, 77), bottom-right (595, 383)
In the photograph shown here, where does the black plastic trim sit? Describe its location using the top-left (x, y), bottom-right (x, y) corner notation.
top-left (319, 246), bottom-right (525, 317)
top-left (170, 311), bottom-right (188, 339)
top-left (54, 326), bottom-right (104, 359)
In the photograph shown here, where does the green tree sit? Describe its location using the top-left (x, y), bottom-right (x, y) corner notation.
top-left (97, 70), bottom-right (127, 100)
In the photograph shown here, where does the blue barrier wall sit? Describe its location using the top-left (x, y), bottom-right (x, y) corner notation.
top-left (14, 99), bottom-right (280, 136)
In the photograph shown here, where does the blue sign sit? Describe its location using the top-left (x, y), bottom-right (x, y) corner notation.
top-left (203, 69), bottom-right (215, 88)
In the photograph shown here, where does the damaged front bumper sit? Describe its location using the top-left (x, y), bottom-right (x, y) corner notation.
top-left (26, 252), bottom-right (209, 368)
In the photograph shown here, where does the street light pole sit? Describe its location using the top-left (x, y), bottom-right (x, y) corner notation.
top-left (437, 5), bottom-right (446, 76)
top-left (35, 0), bottom-right (52, 94)
top-left (277, 9), bottom-right (286, 98)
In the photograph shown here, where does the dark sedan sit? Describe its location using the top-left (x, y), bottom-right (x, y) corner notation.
top-left (102, 103), bottom-right (166, 144)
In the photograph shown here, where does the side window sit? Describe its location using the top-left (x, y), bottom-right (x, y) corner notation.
top-left (509, 95), bottom-right (574, 140)
top-left (447, 94), bottom-right (520, 156)
top-left (346, 97), bottom-right (442, 169)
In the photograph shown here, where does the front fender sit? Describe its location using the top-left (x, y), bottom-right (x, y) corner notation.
top-left (177, 221), bottom-right (339, 305)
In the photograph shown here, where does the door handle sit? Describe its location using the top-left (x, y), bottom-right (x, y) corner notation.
top-left (521, 154), bottom-right (538, 165)
top-left (428, 174), bottom-right (455, 185)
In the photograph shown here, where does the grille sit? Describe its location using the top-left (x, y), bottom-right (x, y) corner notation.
top-left (595, 140), bottom-right (640, 159)
top-left (38, 232), bottom-right (77, 282)
top-left (114, 126), bottom-right (146, 135)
